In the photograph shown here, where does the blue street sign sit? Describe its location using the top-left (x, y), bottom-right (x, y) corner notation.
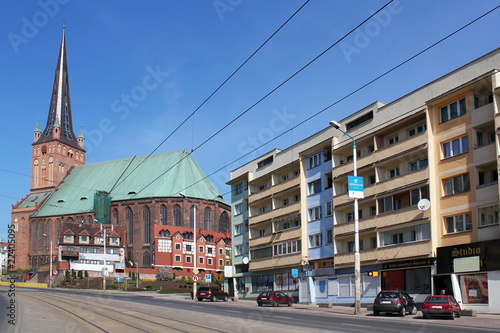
top-left (348, 176), bottom-right (364, 199)
top-left (291, 269), bottom-right (299, 278)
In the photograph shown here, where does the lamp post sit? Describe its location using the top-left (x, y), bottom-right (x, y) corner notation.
top-left (136, 250), bottom-right (139, 288)
top-left (95, 219), bottom-right (109, 292)
top-left (330, 120), bottom-right (361, 315)
top-left (43, 234), bottom-right (53, 287)
top-left (179, 192), bottom-right (197, 301)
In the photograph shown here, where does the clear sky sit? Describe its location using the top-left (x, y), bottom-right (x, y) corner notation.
top-left (1, 1), bottom-right (499, 242)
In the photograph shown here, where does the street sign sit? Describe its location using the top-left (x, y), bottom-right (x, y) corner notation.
top-left (102, 267), bottom-right (109, 277)
top-left (291, 268), bottom-right (299, 278)
top-left (193, 268), bottom-right (199, 274)
top-left (53, 270), bottom-right (58, 275)
top-left (192, 275), bottom-right (200, 282)
top-left (348, 176), bottom-right (364, 199)
top-left (115, 277), bottom-right (123, 282)
top-left (205, 274), bottom-right (212, 283)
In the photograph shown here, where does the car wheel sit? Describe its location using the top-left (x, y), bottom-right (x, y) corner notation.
top-left (210, 295), bottom-right (216, 302)
top-left (197, 298), bottom-right (203, 302)
top-left (411, 306), bottom-right (417, 315)
top-left (373, 311), bottom-right (379, 316)
top-left (287, 301), bottom-right (293, 307)
top-left (272, 301), bottom-right (278, 307)
top-left (456, 311), bottom-right (461, 318)
top-left (423, 313), bottom-right (430, 319)
top-left (223, 296), bottom-right (228, 302)
top-left (450, 312), bottom-right (455, 320)
top-left (257, 302), bottom-right (262, 307)
top-left (399, 308), bottom-right (406, 317)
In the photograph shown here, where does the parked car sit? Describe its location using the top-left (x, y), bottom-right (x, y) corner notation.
top-left (196, 286), bottom-right (229, 302)
top-left (256, 291), bottom-right (293, 307)
top-left (422, 295), bottom-right (461, 319)
top-left (373, 290), bottom-right (417, 316)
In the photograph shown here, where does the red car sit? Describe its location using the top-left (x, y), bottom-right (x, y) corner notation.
top-left (256, 291), bottom-right (293, 307)
top-left (422, 295), bottom-right (461, 319)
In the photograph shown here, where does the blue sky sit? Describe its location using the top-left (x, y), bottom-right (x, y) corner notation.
top-left (1, 0), bottom-right (499, 242)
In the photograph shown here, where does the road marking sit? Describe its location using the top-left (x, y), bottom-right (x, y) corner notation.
top-left (226, 310), bottom-right (241, 313)
top-left (275, 316), bottom-right (293, 319)
top-left (341, 323), bottom-right (372, 328)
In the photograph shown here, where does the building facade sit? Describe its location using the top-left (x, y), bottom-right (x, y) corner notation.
top-left (228, 48), bottom-right (500, 312)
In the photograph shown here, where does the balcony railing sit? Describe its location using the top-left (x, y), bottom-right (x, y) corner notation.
top-left (249, 253), bottom-right (302, 271)
top-left (334, 206), bottom-right (430, 235)
top-left (249, 227), bottom-right (301, 248)
top-left (249, 176), bottom-right (300, 203)
top-left (333, 240), bottom-right (432, 268)
top-left (249, 201), bottom-right (300, 226)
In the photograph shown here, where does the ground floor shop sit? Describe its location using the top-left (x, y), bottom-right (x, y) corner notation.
top-left (436, 239), bottom-right (500, 313)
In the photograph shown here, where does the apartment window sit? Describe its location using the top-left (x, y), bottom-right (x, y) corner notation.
top-left (368, 174), bottom-right (376, 185)
top-left (308, 206), bottom-right (322, 221)
top-left (258, 184), bottom-right (268, 191)
top-left (308, 179), bottom-right (321, 195)
top-left (410, 185), bottom-right (429, 206)
top-left (443, 174), bottom-right (470, 196)
top-left (392, 233), bottom-right (404, 244)
top-left (185, 256), bottom-right (192, 263)
top-left (478, 170), bottom-right (498, 187)
top-left (410, 158), bottom-right (428, 171)
top-left (309, 234), bottom-right (322, 248)
top-left (94, 236), bottom-right (104, 245)
top-left (408, 123), bottom-right (427, 136)
top-left (442, 135), bottom-right (469, 158)
top-left (273, 240), bottom-right (301, 256)
top-left (326, 229), bottom-right (333, 244)
top-left (235, 245), bottom-right (244, 256)
top-left (199, 246), bottom-right (204, 253)
top-left (257, 156), bottom-right (273, 169)
top-left (259, 229), bottom-right (267, 237)
top-left (234, 224), bottom-right (244, 235)
top-left (110, 237), bottom-right (120, 245)
top-left (478, 205), bottom-right (500, 227)
top-left (371, 237), bottom-right (377, 249)
top-left (308, 153), bottom-right (321, 169)
top-left (378, 196), bottom-right (401, 213)
top-left (107, 248), bottom-right (117, 254)
top-left (440, 98), bottom-right (466, 122)
top-left (235, 183), bottom-right (244, 195)
top-left (79, 235), bottom-right (89, 244)
top-left (174, 255), bottom-right (181, 262)
top-left (369, 206), bottom-right (377, 216)
top-left (185, 244), bottom-right (193, 252)
top-left (234, 203), bottom-right (243, 215)
top-left (274, 215), bottom-right (300, 232)
top-left (175, 243), bottom-right (181, 250)
top-left (283, 198), bottom-right (289, 206)
top-left (294, 194), bottom-right (300, 202)
top-left (387, 135), bottom-right (399, 145)
top-left (259, 206), bottom-right (268, 214)
top-left (207, 258), bottom-right (213, 265)
top-left (445, 213), bottom-right (472, 233)
top-left (282, 174), bottom-right (289, 182)
top-left (199, 257), bottom-right (204, 264)
top-left (389, 167), bottom-right (400, 178)
top-left (325, 200), bottom-right (333, 217)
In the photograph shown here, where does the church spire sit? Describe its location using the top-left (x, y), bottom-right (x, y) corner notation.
top-left (40, 28), bottom-right (78, 148)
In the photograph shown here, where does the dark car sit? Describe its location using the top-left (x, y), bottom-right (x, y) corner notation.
top-left (256, 291), bottom-right (293, 307)
top-left (196, 286), bottom-right (229, 302)
top-left (422, 295), bottom-right (461, 319)
top-left (373, 290), bottom-right (417, 316)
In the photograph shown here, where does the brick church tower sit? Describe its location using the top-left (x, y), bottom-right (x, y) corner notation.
top-left (11, 28), bottom-right (85, 269)
top-left (31, 28), bottom-right (85, 192)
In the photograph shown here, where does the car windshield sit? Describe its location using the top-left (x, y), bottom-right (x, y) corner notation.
top-left (426, 296), bottom-right (448, 303)
top-left (378, 292), bottom-right (398, 298)
top-left (259, 292), bottom-right (272, 297)
top-left (198, 287), bottom-right (209, 292)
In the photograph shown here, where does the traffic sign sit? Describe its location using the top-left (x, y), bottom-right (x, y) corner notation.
top-left (205, 274), bottom-right (212, 283)
top-left (193, 268), bottom-right (199, 274)
top-left (348, 176), bottom-right (364, 199)
top-left (192, 275), bottom-right (200, 282)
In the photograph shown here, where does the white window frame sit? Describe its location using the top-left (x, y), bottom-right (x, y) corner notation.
top-left (308, 206), bottom-right (322, 221)
top-left (445, 213), bottom-right (472, 234)
top-left (308, 153), bottom-right (321, 169)
top-left (442, 135), bottom-right (469, 158)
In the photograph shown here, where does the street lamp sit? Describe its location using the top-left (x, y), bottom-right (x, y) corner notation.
top-left (43, 233), bottom-right (53, 287)
top-left (95, 219), bottom-right (108, 292)
top-left (330, 120), bottom-right (361, 315)
top-left (179, 192), bottom-right (197, 301)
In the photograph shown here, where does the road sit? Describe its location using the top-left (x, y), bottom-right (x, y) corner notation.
top-left (1, 287), bottom-right (499, 333)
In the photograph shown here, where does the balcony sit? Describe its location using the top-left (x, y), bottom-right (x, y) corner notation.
top-left (471, 103), bottom-right (494, 126)
top-left (249, 253), bottom-right (302, 271)
top-left (333, 132), bottom-right (427, 177)
top-left (249, 201), bottom-right (300, 226)
top-left (249, 176), bottom-right (300, 204)
top-left (333, 240), bottom-right (432, 268)
top-left (334, 168), bottom-right (429, 206)
top-left (249, 227), bottom-right (301, 248)
top-left (474, 142), bottom-right (496, 164)
top-left (335, 206), bottom-right (430, 235)
top-left (476, 182), bottom-right (499, 203)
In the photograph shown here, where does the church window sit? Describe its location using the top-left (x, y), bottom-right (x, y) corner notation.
top-left (143, 206), bottom-right (151, 244)
top-left (126, 207), bottom-right (134, 244)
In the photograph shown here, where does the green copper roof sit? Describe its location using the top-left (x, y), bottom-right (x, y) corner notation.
top-left (16, 191), bottom-right (51, 209)
top-left (33, 150), bottom-right (227, 217)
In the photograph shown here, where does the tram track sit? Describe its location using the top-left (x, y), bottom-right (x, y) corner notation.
top-left (20, 291), bottom-right (233, 333)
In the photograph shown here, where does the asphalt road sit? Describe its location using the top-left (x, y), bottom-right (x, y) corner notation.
top-left (1, 287), bottom-right (499, 333)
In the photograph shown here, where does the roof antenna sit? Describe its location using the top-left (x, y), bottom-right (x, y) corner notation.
top-left (62, 20), bottom-right (66, 30)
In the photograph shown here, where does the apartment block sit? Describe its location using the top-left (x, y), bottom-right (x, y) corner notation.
top-left (228, 48), bottom-right (500, 312)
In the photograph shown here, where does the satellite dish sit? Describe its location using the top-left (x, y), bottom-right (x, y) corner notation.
top-left (242, 257), bottom-right (249, 264)
top-left (417, 198), bottom-right (430, 211)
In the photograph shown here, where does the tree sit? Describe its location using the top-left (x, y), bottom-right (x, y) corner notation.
top-left (156, 267), bottom-right (174, 281)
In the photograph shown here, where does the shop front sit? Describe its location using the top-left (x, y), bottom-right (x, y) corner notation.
top-left (436, 239), bottom-right (500, 313)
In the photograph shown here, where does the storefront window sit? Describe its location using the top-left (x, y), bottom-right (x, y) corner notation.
top-left (275, 272), bottom-right (299, 291)
top-left (459, 273), bottom-right (488, 304)
top-left (382, 267), bottom-right (431, 294)
top-left (251, 274), bottom-right (274, 292)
